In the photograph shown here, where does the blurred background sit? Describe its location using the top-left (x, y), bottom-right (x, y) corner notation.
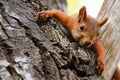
top-left (67, 0), bottom-right (120, 68)
top-left (67, 0), bottom-right (104, 18)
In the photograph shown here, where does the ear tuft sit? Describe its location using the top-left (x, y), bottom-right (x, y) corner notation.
top-left (78, 6), bottom-right (87, 22)
top-left (98, 16), bottom-right (108, 27)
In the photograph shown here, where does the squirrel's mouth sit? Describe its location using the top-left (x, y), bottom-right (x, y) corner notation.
top-left (79, 43), bottom-right (91, 48)
top-left (79, 41), bottom-right (95, 48)
top-left (79, 38), bottom-right (97, 48)
top-left (81, 44), bottom-right (92, 48)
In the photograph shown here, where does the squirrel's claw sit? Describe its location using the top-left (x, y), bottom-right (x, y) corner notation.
top-left (97, 60), bottom-right (104, 75)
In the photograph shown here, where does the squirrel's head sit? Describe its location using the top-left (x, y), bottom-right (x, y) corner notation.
top-left (71, 6), bottom-right (108, 47)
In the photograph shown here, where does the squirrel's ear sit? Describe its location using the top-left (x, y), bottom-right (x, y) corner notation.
top-left (78, 6), bottom-right (87, 22)
top-left (98, 16), bottom-right (108, 27)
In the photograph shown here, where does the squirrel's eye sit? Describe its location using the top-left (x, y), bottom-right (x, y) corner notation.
top-left (97, 33), bottom-right (100, 36)
top-left (80, 25), bottom-right (84, 31)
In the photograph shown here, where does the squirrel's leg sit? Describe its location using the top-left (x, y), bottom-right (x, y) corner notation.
top-left (113, 67), bottom-right (120, 80)
top-left (92, 39), bottom-right (105, 75)
top-left (36, 10), bottom-right (74, 31)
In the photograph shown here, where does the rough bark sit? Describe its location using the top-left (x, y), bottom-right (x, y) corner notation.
top-left (97, 0), bottom-right (120, 80)
top-left (40, 0), bottom-right (67, 13)
top-left (0, 0), bottom-right (118, 80)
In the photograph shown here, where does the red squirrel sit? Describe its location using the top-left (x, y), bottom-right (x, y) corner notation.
top-left (36, 6), bottom-right (119, 79)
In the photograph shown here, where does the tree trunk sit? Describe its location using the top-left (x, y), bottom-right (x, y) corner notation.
top-left (97, 0), bottom-right (120, 80)
top-left (0, 0), bottom-right (118, 80)
top-left (0, 0), bottom-right (100, 80)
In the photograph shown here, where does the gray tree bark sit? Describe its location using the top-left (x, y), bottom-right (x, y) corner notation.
top-left (0, 0), bottom-right (118, 80)
top-left (97, 0), bottom-right (120, 80)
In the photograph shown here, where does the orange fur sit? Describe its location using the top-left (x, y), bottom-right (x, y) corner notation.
top-left (113, 67), bottom-right (120, 80)
top-left (98, 16), bottom-right (108, 27)
top-left (36, 6), bottom-right (108, 75)
top-left (92, 39), bottom-right (105, 74)
top-left (36, 10), bottom-right (74, 31)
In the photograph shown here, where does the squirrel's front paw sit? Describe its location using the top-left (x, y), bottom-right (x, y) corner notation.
top-left (36, 11), bottom-right (51, 21)
top-left (97, 60), bottom-right (104, 75)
